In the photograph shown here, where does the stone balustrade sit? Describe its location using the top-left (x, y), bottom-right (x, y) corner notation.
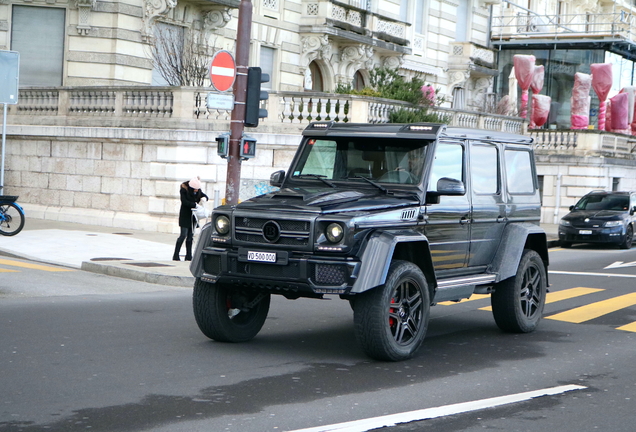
top-left (7, 86), bottom-right (525, 133)
top-left (530, 129), bottom-right (636, 158)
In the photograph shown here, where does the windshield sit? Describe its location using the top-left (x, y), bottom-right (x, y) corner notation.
top-left (291, 137), bottom-right (430, 185)
top-left (575, 194), bottom-right (630, 211)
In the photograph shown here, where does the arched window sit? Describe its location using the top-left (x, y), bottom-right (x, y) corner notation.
top-left (353, 70), bottom-right (365, 91)
top-left (308, 61), bottom-right (323, 92)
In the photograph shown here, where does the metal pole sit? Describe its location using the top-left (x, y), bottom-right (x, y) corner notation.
top-left (225, 0), bottom-right (252, 206)
top-left (0, 103), bottom-right (6, 195)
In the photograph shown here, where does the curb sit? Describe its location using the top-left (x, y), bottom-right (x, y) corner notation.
top-left (80, 261), bottom-right (195, 288)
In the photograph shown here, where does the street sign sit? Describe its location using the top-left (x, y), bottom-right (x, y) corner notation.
top-left (206, 92), bottom-right (234, 110)
top-left (0, 50), bottom-right (19, 105)
top-left (209, 50), bottom-right (236, 92)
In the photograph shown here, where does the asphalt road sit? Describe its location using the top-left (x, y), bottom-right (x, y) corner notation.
top-left (1, 244), bottom-right (636, 431)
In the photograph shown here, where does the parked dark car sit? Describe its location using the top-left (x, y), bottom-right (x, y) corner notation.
top-left (190, 122), bottom-right (549, 361)
top-left (559, 190), bottom-right (636, 249)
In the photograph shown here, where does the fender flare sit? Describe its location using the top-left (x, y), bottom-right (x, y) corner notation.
top-left (351, 230), bottom-right (436, 295)
top-left (488, 223), bottom-right (548, 283)
top-left (189, 222), bottom-right (214, 277)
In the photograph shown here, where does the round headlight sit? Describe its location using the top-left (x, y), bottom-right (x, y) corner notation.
top-left (325, 223), bottom-right (344, 243)
top-left (215, 215), bottom-right (230, 235)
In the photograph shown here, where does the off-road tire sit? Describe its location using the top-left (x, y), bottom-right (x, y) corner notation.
top-left (353, 260), bottom-right (430, 361)
top-left (192, 278), bottom-right (270, 342)
top-left (619, 225), bottom-right (633, 249)
top-left (491, 249), bottom-right (546, 333)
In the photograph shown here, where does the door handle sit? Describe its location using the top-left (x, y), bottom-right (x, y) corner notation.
top-left (460, 215), bottom-right (471, 225)
top-left (497, 216), bottom-right (507, 223)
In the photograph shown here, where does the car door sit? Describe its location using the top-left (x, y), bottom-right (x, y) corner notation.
top-left (468, 141), bottom-right (506, 268)
top-left (422, 140), bottom-right (470, 273)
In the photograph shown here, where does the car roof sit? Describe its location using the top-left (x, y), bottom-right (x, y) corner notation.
top-left (584, 190), bottom-right (635, 196)
top-left (302, 122), bottom-right (534, 144)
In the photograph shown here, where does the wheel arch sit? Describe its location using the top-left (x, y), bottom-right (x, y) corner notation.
top-left (189, 222), bottom-right (214, 278)
top-left (351, 230), bottom-right (436, 298)
top-left (488, 223), bottom-right (549, 284)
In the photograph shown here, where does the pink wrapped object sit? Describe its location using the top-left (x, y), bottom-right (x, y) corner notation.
top-left (530, 94), bottom-right (551, 128)
top-left (606, 100), bottom-right (612, 132)
top-left (530, 65), bottom-right (545, 94)
top-left (421, 85), bottom-right (435, 104)
top-left (571, 73), bottom-right (592, 129)
top-left (619, 87), bottom-right (636, 123)
top-left (591, 63), bottom-right (613, 130)
top-left (513, 54), bottom-right (536, 119)
top-left (610, 93), bottom-right (629, 131)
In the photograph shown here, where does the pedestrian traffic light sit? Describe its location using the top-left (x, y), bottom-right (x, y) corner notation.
top-left (245, 67), bottom-right (269, 127)
top-left (216, 133), bottom-right (230, 159)
top-left (240, 135), bottom-right (257, 159)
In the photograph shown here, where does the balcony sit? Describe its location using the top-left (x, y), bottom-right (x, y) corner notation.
top-left (300, 0), bottom-right (410, 54)
top-left (6, 87), bottom-right (526, 135)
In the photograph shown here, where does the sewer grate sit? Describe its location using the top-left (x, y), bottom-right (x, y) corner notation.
top-left (124, 262), bottom-right (175, 268)
top-left (113, 232), bottom-right (133, 235)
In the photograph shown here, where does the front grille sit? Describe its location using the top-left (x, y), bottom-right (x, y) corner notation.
top-left (234, 216), bottom-right (311, 247)
top-left (313, 263), bottom-right (348, 285)
top-left (230, 257), bottom-right (301, 279)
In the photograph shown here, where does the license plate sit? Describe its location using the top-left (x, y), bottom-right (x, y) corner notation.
top-left (579, 230), bottom-right (593, 235)
top-left (247, 251), bottom-right (276, 263)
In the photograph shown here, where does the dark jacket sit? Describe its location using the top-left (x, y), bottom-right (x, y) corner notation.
top-left (178, 182), bottom-right (208, 228)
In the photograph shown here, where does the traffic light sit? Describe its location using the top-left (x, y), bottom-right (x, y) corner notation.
top-left (245, 67), bottom-right (269, 127)
top-left (240, 135), bottom-right (257, 159)
top-left (216, 133), bottom-right (229, 159)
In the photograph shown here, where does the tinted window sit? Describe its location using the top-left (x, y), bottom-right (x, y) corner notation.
top-left (505, 149), bottom-right (535, 194)
top-left (471, 144), bottom-right (499, 194)
top-left (575, 194), bottom-right (629, 211)
top-left (429, 142), bottom-right (464, 191)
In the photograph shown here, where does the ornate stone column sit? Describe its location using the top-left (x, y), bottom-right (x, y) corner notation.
top-left (141, 0), bottom-right (178, 43)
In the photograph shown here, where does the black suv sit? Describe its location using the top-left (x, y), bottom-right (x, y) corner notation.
top-left (559, 190), bottom-right (636, 249)
top-left (190, 122), bottom-right (549, 361)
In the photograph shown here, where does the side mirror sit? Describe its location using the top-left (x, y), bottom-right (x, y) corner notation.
top-left (425, 177), bottom-right (465, 204)
top-left (436, 177), bottom-right (466, 195)
top-left (270, 170), bottom-right (285, 187)
top-left (630, 205), bottom-right (636, 216)
top-left (569, 205), bottom-right (575, 211)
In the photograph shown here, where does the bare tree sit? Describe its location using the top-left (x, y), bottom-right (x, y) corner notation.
top-left (150, 22), bottom-right (213, 87)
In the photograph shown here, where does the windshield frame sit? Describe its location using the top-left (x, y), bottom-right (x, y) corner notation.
top-left (284, 136), bottom-right (432, 191)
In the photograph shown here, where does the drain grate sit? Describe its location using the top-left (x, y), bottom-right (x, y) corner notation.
top-left (113, 232), bottom-right (133, 235)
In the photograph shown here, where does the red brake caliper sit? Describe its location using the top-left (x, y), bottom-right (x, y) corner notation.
top-left (389, 297), bottom-right (397, 328)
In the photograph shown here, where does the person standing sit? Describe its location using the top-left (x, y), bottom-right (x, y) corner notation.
top-left (173, 177), bottom-right (208, 261)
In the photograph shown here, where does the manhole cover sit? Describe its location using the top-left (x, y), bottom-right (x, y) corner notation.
top-left (90, 257), bottom-right (132, 261)
top-left (125, 262), bottom-right (174, 268)
top-left (113, 232), bottom-right (133, 236)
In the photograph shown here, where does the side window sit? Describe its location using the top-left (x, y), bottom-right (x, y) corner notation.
top-left (428, 142), bottom-right (464, 191)
top-left (471, 144), bottom-right (499, 194)
top-left (504, 149), bottom-right (535, 194)
top-left (296, 139), bottom-right (336, 178)
top-left (631, 194), bottom-right (636, 209)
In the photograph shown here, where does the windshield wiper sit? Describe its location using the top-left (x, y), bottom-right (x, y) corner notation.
top-left (295, 174), bottom-right (336, 188)
top-left (349, 175), bottom-right (388, 194)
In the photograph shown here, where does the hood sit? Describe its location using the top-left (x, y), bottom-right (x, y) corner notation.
top-left (236, 187), bottom-right (419, 214)
top-left (564, 209), bottom-right (626, 221)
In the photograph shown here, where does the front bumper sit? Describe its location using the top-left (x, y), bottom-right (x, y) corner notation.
top-left (199, 247), bottom-right (360, 297)
top-left (558, 225), bottom-right (625, 245)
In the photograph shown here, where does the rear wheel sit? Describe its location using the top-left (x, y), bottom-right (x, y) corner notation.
top-left (619, 225), bottom-right (633, 249)
top-left (354, 260), bottom-right (430, 361)
top-left (0, 203), bottom-right (25, 236)
top-left (491, 249), bottom-right (546, 333)
top-left (192, 278), bottom-right (270, 342)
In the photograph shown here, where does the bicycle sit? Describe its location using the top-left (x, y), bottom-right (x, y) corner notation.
top-left (0, 195), bottom-right (25, 236)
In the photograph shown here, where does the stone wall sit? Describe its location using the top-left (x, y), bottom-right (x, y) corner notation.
top-left (2, 126), bottom-right (301, 233)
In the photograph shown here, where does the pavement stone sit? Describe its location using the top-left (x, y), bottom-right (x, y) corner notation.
top-left (0, 217), bottom-right (560, 287)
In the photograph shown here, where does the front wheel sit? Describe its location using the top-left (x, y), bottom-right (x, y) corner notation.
top-left (491, 249), bottom-right (547, 333)
top-left (353, 260), bottom-right (430, 361)
top-left (0, 203), bottom-right (25, 236)
top-left (619, 225), bottom-right (633, 249)
top-left (192, 279), bottom-right (270, 342)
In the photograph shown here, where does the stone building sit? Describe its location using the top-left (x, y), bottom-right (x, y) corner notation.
top-left (0, 0), bottom-right (634, 232)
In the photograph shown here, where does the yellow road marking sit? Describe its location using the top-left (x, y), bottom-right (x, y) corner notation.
top-left (0, 268), bottom-right (19, 272)
top-left (617, 322), bottom-right (636, 332)
top-left (439, 294), bottom-right (490, 306)
top-left (545, 292), bottom-right (636, 324)
top-left (0, 258), bottom-right (74, 272)
top-left (478, 287), bottom-right (605, 312)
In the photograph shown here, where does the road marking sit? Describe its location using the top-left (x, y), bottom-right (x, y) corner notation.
top-left (617, 322), bottom-right (636, 332)
top-left (288, 385), bottom-right (586, 432)
top-left (439, 294), bottom-right (490, 305)
top-left (546, 292), bottom-right (636, 324)
top-left (549, 270), bottom-right (636, 279)
top-left (0, 268), bottom-right (19, 273)
top-left (477, 287), bottom-right (605, 312)
top-left (605, 261), bottom-right (636, 269)
top-left (0, 258), bottom-right (74, 272)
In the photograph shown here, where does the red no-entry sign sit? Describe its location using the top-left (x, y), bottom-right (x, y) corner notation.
top-left (209, 50), bottom-right (236, 92)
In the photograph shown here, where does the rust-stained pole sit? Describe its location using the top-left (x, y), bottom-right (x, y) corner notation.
top-left (225, 0), bottom-right (252, 205)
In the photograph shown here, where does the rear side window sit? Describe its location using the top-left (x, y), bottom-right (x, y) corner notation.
top-left (471, 144), bottom-right (499, 194)
top-left (504, 149), bottom-right (535, 194)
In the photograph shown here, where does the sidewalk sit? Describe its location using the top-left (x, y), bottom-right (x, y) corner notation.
top-left (0, 218), bottom-right (560, 288)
